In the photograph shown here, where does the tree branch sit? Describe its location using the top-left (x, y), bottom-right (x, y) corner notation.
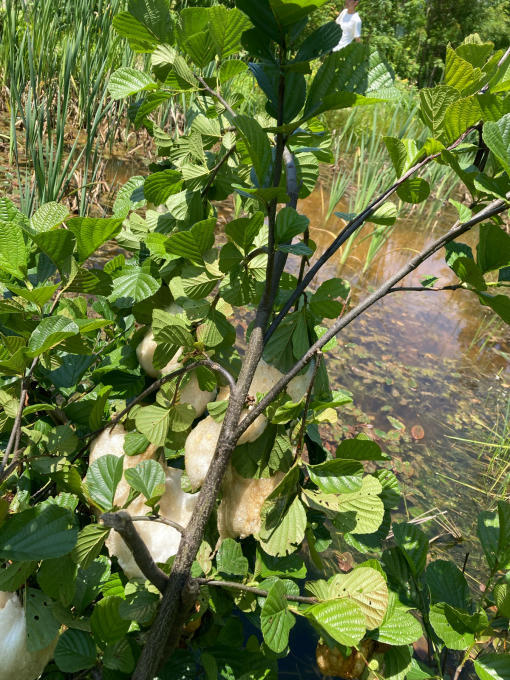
top-left (100, 511), bottom-right (169, 594)
top-left (130, 514), bottom-right (185, 534)
top-left (235, 194), bottom-right (510, 439)
top-left (196, 75), bottom-right (236, 118)
top-left (201, 144), bottom-right (237, 198)
top-left (194, 578), bottom-right (318, 605)
top-left (133, 45), bottom-right (292, 680)
top-left (264, 126), bottom-right (477, 342)
top-left (388, 284), bottom-right (465, 293)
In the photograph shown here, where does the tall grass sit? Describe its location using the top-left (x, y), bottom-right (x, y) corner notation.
top-left (2, 0), bottom-right (133, 215)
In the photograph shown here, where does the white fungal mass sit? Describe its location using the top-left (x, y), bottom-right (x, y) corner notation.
top-left (184, 359), bottom-right (294, 538)
top-left (89, 425), bottom-right (197, 579)
top-left (0, 592), bottom-right (57, 680)
top-left (136, 333), bottom-right (215, 418)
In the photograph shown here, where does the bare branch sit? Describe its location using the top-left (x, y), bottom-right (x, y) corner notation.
top-left (196, 75), bottom-right (236, 117)
top-left (130, 514), bottom-right (185, 534)
top-left (100, 511), bottom-right (169, 594)
top-left (194, 578), bottom-right (318, 605)
top-left (388, 284), bottom-right (465, 293)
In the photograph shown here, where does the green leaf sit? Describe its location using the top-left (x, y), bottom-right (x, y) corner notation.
top-left (124, 431), bottom-right (151, 456)
top-left (429, 603), bottom-right (486, 650)
top-left (393, 523), bottom-right (429, 576)
top-left (113, 11), bottom-right (158, 52)
top-left (493, 583), bottom-right (510, 618)
top-left (478, 292), bottom-right (510, 324)
top-left (478, 508), bottom-right (500, 570)
top-left (67, 217), bottom-right (123, 261)
top-left (268, 0), bottom-right (328, 27)
top-left (445, 46), bottom-right (486, 96)
top-left (309, 278), bottom-right (350, 318)
top-left (30, 201), bottom-right (69, 232)
top-left (234, 115), bottom-right (272, 186)
top-left (419, 86), bottom-right (460, 142)
top-left (6, 282), bottom-right (59, 309)
top-left (25, 588), bottom-right (60, 652)
top-left (217, 538), bottom-right (249, 577)
top-left (336, 436), bottom-right (388, 461)
top-left (0, 221), bottom-right (27, 278)
top-left (37, 555), bottom-right (77, 606)
top-left (165, 218), bottom-right (216, 265)
top-left (369, 201), bottom-right (398, 225)
top-left (260, 580), bottom-right (295, 653)
top-left (109, 269), bottom-right (160, 307)
top-left (329, 567), bottom-right (388, 629)
top-left (475, 655), bottom-right (510, 680)
top-left (375, 601), bottom-right (423, 645)
top-left (72, 524), bottom-right (110, 570)
top-left (295, 20), bottom-right (341, 62)
top-left (225, 212), bottom-right (264, 253)
top-left (119, 584), bottom-right (159, 624)
top-left (334, 476), bottom-right (385, 535)
top-left (425, 560), bottom-right (470, 609)
top-left (384, 137), bottom-right (408, 176)
top-left (259, 495), bottom-right (307, 556)
top-left (275, 207), bottom-right (309, 243)
top-left (85, 455), bottom-right (124, 510)
top-left (108, 67), bottom-right (156, 100)
top-left (306, 598), bottom-right (366, 647)
top-left (384, 646), bottom-right (413, 680)
top-left (0, 560), bottom-right (36, 590)
top-left (143, 169), bottom-right (183, 205)
top-left (397, 178), bottom-right (430, 204)
top-left (209, 5), bottom-right (252, 58)
top-left (135, 405), bottom-right (169, 447)
top-left (445, 242), bottom-right (486, 290)
top-left (496, 501), bottom-right (510, 569)
top-left (103, 638), bottom-right (135, 674)
top-left (27, 316), bottom-right (79, 357)
top-left (31, 227), bottom-right (75, 276)
top-left (124, 459), bottom-right (166, 506)
top-left (54, 629), bottom-right (97, 673)
top-left (128, 0), bottom-right (174, 43)
top-left (91, 596), bottom-right (130, 644)
top-left (483, 113), bottom-right (510, 175)
top-left (307, 459), bottom-right (363, 494)
top-left (477, 223), bottom-right (510, 273)
top-left (0, 504), bottom-right (77, 560)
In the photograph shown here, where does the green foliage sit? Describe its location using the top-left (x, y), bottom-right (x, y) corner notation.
top-left (0, 2), bottom-right (508, 679)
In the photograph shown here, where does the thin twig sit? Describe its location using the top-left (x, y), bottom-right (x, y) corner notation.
top-left (296, 353), bottom-right (321, 456)
top-left (194, 578), bottom-right (318, 605)
top-left (196, 75), bottom-right (236, 117)
top-left (201, 144), bottom-right (237, 197)
top-left (388, 284), bottom-right (465, 293)
top-left (100, 511), bottom-right (169, 594)
top-left (130, 514), bottom-right (185, 534)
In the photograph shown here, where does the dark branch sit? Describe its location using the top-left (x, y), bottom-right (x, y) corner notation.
top-left (100, 511), bottom-right (169, 594)
top-left (130, 514), bottom-right (185, 534)
top-left (194, 578), bottom-right (318, 605)
top-left (388, 284), bottom-right (465, 293)
top-left (201, 144), bottom-right (237, 197)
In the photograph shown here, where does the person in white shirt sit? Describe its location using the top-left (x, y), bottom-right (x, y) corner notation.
top-left (333, 0), bottom-right (362, 51)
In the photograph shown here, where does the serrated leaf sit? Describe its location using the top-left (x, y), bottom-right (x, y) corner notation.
top-left (429, 603), bottom-right (481, 650)
top-left (494, 583), bottom-right (510, 617)
top-left (329, 567), bottom-right (388, 629)
top-left (275, 207), bottom-right (309, 243)
top-left (30, 201), bottom-right (69, 232)
top-left (307, 459), bottom-right (363, 494)
top-left (135, 405), bottom-right (169, 447)
top-left (165, 218), bottom-right (216, 265)
top-left (37, 554), bottom-right (77, 606)
top-left (336, 436), bottom-right (388, 461)
top-left (477, 223), bottom-right (510, 273)
top-left (0, 505), bottom-right (77, 560)
top-left (91, 596), bottom-right (130, 643)
top-left (0, 560), bottom-right (36, 590)
top-left (260, 580), bottom-right (295, 653)
top-left (113, 11), bottom-right (158, 52)
top-left (109, 269), bottom-right (160, 307)
top-left (124, 431), bottom-right (151, 456)
top-left (119, 585), bottom-right (159, 624)
top-left (217, 538), bottom-right (249, 577)
top-left (108, 67), bottom-right (156, 100)
top-left (483, 112), bottom-right (510, 175)
top-left (376, 604), bottom-right (423, 645)
top-left (259, 495), bottom-right (306, 557)
top-left (31, 228), bottom-right (75, 275)
top-left (124, 459), bottom-right (166, 506)
top-left (86, 455), bottom-right (124, 510)
top-left (397, 178), bottom-right (430, 204)
top-left (67, 217), bottom-right (123, 261)
top-left (54, 629), bottom-right (96, 673)
top-left (384, 645), bottom-right (413, 680)
top-left (306, 598), bottom-right (366, 647)
top-left (143, 169), bottom-right (183, 205)
top-left (72, 524), bottom-right (110, 570)
top-left (0, 221), bottom-right (27, 278)
top-left (209, 5), bottom-right (252, 59)
top-left (419, 86), bottom-right (460, 142)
